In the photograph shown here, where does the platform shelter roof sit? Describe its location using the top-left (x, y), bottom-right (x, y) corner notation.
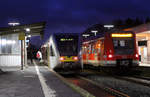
top-left (0, 21), bottom-right (46, 38)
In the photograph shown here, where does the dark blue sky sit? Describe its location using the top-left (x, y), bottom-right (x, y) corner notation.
top-left (0, 0), bottom-right (150, 47)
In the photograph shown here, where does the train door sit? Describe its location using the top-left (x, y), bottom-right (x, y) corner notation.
top-left (99, 40), bottom-right (104, 66)
top-left (90, 42), bottom-right (97, 66)
top-left (87, 44), bottom-right (91, 64)
top-left (49, 45), bottom-right (57, 69)
top-left (95, 40), bottom-right (101, 66)
top-left (94, 41), bottom-right (99, 66)
top-left (82, 44), bottom-right (88, 64)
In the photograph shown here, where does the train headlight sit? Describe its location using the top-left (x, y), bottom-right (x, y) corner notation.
top-left (108, 54), bottom-right (113, 58)
top-left (60, 57), bottom-right (65, 61)
top-left (73, 56), bottom-right (78, 60)
top-left (135, 54), bottom-right (139, 58)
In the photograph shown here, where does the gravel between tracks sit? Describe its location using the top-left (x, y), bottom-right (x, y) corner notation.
top-left (84, 74), bottom-right (150, 97)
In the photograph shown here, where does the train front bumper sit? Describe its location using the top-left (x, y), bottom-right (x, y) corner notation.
top-left (56, 61), bottom-right (81, 70)
top-left (103, 59), bottom-right (139, 67)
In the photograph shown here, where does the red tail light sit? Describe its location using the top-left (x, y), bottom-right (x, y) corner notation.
top-left (60, 57), bottom-right (65, 61)
top-left (73, 56), bottom-right (78, 60)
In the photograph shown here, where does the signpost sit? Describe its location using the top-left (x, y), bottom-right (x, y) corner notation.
top-left (19, 32), bottom-right (25, 40)
top-left (19, 32), bottom-right (25, 70)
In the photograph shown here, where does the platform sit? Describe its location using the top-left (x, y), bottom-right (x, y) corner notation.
top-left (140, 62), bottom-right (150, 67)
top-left (0, 60), bottom-right (82, 97)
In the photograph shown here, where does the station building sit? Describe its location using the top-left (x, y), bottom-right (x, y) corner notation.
top-left (125, 23), bottom-right (150, 65)
top-left (0, 22), bottom-right (46, 69)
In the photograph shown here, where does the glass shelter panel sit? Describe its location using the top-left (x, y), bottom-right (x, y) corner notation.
top-left (11, 34), bottom-right (21, 54)
top-left (0, 34), bottom-right (21, 54)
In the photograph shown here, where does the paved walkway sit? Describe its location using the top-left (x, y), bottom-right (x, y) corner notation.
top-left (0, 60), bottom-right (82, 97)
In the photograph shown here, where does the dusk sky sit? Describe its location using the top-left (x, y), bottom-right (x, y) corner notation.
top-left (0, 0), bottom-right (150, 46)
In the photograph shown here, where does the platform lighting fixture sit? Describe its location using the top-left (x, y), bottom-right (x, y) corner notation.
top-left (82, 34), bottom-right (90, 38)
top-left (27, 35), bottom-right (31, 37)
top-left (104, 25), bottom-right (114, 29)
top-left (91, 30), bottom-right (98, 36)
top-left (25, 28), bottom-right (30, 32)
top-left (8, 22), bottom-right (20, 26)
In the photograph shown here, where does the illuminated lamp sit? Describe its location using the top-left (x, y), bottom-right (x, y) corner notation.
top-left (91, 30), bottom-right (98, 36)
top-left (8, 22), bottom-right (20, 26)
top-left (104, 25), bottom-right (114, 29)
top-left (25, 28), bottom-right (30, 32)
top-left (73, 56), bottom-right (78, 60)
top-left (28, 35), bottom-right (31, 37)
top-left (82, 34), bottom-right (90, 38)
top-left (60, 57), bottom-right (65, 61)
top-left (135, 54), bottom-right (139, 58)
top-left (108, 54), bottom-right (113, 58)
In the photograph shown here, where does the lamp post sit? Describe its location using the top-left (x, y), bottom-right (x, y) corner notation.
top-left (25, 28), bottom-right (30, 32)
top-left (91, 30), bottom-right (98, 36)
top-left (8, 22), bottom-right (20, 26)
top-left (82, 34), bottom-right (90, 38)
top-left (25, 28), bottom-right (32, 38)
top-left (24, 28), bottom-right (31, 69)
top-left (104, 25), bottom-right (114, 29)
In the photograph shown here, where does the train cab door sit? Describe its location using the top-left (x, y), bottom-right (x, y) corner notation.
top-left (95, 41), bottom-right (100, 66)
top-left (49, 45), bottom-right (57, 69)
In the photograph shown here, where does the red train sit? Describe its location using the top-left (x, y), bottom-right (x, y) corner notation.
top-left (82, 30), bottom-right (139, 68)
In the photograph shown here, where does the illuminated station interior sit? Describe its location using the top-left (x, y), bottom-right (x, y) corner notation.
top-left (125, 23), bottom-right (150, 66)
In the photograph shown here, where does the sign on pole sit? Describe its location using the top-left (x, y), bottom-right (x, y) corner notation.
top-left (19, 32), bottom-right (25, 40)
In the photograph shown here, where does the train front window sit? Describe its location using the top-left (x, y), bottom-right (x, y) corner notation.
top-left (112, 38), bottom-right (134, 55)
top-left (56, 35), bottom-right (78, 56)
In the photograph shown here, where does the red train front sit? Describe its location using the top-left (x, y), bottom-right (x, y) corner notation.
top-left (82, 30), bottom-right (139, 68)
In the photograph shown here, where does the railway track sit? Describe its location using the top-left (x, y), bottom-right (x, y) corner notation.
top-left (54, 67), bottom-right (150, 97)
top-left (77, 69), bottom-right (150, 97)
top-left (83, 69), bottom-right (150, 87)
top-left (82, 67), bottom-right (150, 87)
top-left (116, 76), bottom-right (150, 87)
top-left (60, 73), bottom-right (129, 97)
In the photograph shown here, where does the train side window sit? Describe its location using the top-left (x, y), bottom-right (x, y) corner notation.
top-left (113, 40), bottom-right (118, 47)
top-left (92, 44), bottom-right (95, 54)
top-left (50, 46), bottom-right (55, 56)
top-left (120, 40), bottom-right (125, 46)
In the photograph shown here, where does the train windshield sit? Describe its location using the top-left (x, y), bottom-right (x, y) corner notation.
top-left (112, 38), bottom-right (134, 55)
top-left (55, 35), bottom-right (79, 56)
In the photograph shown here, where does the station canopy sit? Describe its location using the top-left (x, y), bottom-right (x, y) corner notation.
top-left (0, 21), bottom-right (46, 38)
top-left (124, 23), bottom-right (150, 41)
